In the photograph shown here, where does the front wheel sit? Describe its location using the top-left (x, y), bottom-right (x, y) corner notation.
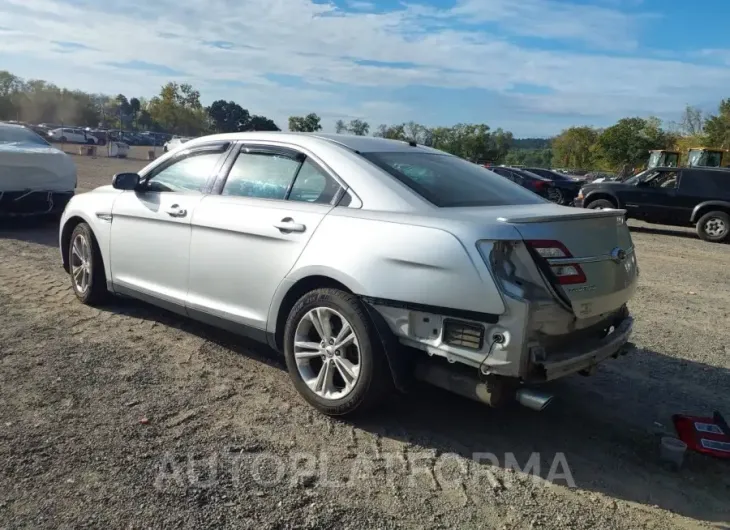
top-left (586, 199), bottom-right (615, 210)
top-left (696, 211), bottom-right (729, 243)
top-left (68, 222), bottom-right (108, 305)
top-left (59, 136), bottom-right (67, 143)
top-left (283, 288), bottom-right (391, 416)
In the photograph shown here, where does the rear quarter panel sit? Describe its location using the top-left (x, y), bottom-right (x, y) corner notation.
top-left (270, 212), bottom-right (508, 331)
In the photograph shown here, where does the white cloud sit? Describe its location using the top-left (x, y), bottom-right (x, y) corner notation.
top-left (1, 0), bottom-right (729, 134)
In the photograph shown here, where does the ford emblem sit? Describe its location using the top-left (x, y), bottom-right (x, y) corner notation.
top-left (611, 247), bottom-right (627, 263)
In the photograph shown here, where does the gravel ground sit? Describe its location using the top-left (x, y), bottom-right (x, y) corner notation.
top-left (1, 152), bottom-right (729, 529)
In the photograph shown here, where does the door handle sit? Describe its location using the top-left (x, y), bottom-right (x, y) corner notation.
top-left (166, 205), bottom-right (187, 218)
top-left (273, 217), bottom-right (306, 233)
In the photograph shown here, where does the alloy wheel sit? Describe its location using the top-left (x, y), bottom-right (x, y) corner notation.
top-left (293, 307), bottom-right (361, 400)
top-left (70, 233), bottom-right (92, 294)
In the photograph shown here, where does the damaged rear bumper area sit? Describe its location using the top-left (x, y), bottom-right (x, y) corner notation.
top-left (531, 312), bottom-right (633, 381)
top-left (0, 190), bottom-right (74, 217)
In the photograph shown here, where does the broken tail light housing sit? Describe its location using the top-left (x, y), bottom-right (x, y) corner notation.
top-left (527, 240), bottom-right (586, 285)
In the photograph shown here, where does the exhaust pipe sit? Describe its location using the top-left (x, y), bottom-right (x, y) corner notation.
top-left (414, 362), bottom-right (554, 411)
top-left (515, 388), bottom-right (554, 411)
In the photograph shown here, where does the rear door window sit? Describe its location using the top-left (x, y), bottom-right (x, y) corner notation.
top-left (288, 159), bottom-right (342, 204)
top-left (223, 151), bottom-right (301, 200)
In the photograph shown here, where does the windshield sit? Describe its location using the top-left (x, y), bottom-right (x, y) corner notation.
top-left (0, 126), bottom-right (50, 146)
top-left (361, 151), bottom-right (546, 207)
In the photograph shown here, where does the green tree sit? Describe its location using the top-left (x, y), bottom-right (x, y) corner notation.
top-left (373, 123), bottom-right (406, 140)
top-left (596, 117), bottom-right (672, 172)
top-left (247, 115), bottom-right (280, 131)
top-left (335, 119), bottom-right (348, 134)
top-left (288, 113), bottom-right (322, 132)
top-left (552, 126), bottom-right (599, 169)
top-left (148, 82), bottom-right (208, 136)
top-left (705, 99), bottom-right (730, 149)
top-left (347, 119), bottom-right (369, 136)
top-left (207, 100), bottom-right (251, 132)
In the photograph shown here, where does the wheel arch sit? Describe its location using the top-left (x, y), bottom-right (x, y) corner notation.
top-left (269, 271), bottom-right (363, 352)
top-left (584, 191), bottom-right (620, 208)
top-left (61, 215), bottom-right (90, 272)
top-left (269, 271), bottom-right (408, 393)
top-left (690, 201), bottom-right (730, 223)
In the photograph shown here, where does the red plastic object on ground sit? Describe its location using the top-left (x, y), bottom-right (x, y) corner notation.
top-left (672, 411), bottom-right (730, 459)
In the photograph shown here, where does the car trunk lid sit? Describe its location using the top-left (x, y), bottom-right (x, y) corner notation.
top-left (498, 207), bottom-right (638, 319)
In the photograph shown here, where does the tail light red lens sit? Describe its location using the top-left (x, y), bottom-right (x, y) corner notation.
top-left (527, 240), bottom-right (586, 285)
top-left (532, 180), bottom-right (546, 191)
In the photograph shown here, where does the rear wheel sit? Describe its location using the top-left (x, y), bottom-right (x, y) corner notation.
top-left (586, 199), bottom-right (615, 210)
top-left (696, 211), bottom-right (729, 243)
top-left (546, 187), bottom-right (564, 204)
top-left (283, 288), bottom-right (391, 416)
top-left (68, 223), bottom-right (108, 305)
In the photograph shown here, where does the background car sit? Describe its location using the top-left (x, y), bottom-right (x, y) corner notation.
top-left (576, 166), bottom-right (730, 242)
top-left (59, 132), bottom-right (637, 417)
top-left (0, 122), bottom-right (76, 217)
top-left (163, 135), bottom-right (193, 152)
top-left (47, 127), bottom-right (99, 145)
top-left (521, 167), bottom-right (585, 205)
top-left (489, 166), bottom-right (556, 201)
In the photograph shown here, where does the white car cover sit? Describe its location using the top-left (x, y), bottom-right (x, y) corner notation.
top-left (0, 142), bottom-right (77, 193)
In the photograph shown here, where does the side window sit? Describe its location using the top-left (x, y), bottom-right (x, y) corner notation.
top-left (288, 159), bottom-right (342, 204)
top-left (223, 151), bottom-right (301, 199)
top-left (146, 151), bottom-right (222, 193)
top-left (651, 171), bottom-right (679, 190)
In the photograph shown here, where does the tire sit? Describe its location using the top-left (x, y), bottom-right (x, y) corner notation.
top-left (586, 199), bottom-right (615, 210)
top-left (546, 187), bottom-right (564, 204)
top-left (68, 222), bottom-right (108, 305)
top-left (59, 136), bottom-right (67, 143)
top-left (86, 139), bottom-right (95, 145)
top-left (283, 288), bottom-right (392, 416)
top-left (696, 211), bottom-right (730, 243)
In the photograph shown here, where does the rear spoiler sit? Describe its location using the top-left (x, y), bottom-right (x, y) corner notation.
top-left (497, 209), bottom-right (626, 224)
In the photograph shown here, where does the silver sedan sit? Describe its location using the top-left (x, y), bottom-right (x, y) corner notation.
top-left (59, 133), bottom-right (637, 416)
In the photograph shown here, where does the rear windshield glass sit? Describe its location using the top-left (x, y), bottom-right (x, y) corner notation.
top-left (361, 152), bottom-right (546, 207)
top-left (0, 126), bottom-right (50, 146)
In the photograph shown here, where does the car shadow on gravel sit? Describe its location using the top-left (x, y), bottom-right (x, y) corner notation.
top-left (628, 224), bottom-right (699, 241)
top-left (347, 348), bottom-right (730, 525)
top-left (0, 218), bottom-right (59, 248)
top-left (92, 296), bottom-right (730, 525)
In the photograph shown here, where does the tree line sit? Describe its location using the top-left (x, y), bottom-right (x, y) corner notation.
top-left (2, 69), bottom-right (730, 171)
top-left (0, 70), bottom-right (279, 136)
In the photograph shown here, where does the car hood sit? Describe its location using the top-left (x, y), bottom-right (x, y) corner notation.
top-left (0, 142), bottom-right (76, 192)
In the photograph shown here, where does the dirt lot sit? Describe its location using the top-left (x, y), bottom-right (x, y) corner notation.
top-left (1, 151), bottom-right (729, 529)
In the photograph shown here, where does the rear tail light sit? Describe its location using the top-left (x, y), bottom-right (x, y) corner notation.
top-left (532, 180), bottom-right (546, 191)
top-left (527, 240), bottom-right (586, 285)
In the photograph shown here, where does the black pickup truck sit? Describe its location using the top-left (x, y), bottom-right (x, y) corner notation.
top-left (574, 166), bottom-right (730, 243)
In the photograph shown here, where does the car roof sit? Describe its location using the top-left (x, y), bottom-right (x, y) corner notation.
top-left (0, 122), bottom-right (29, 130)
top-left (183, 131), bottom-right (443, 155)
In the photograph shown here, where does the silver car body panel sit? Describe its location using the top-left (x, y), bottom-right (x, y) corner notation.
top-left (59, 132), bottom-right (638, 383)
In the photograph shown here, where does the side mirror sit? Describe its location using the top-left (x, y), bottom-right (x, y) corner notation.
top-left (112, 172), bottom-right (140, 190)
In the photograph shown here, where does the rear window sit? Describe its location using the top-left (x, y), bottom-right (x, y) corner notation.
top-left (361, 152), bottom-right (545, 207)
top-left (0, 126), bottom-right (50, 146)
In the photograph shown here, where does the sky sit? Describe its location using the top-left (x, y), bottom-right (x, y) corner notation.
top-left (1, 0), bottom-right (730, 136)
